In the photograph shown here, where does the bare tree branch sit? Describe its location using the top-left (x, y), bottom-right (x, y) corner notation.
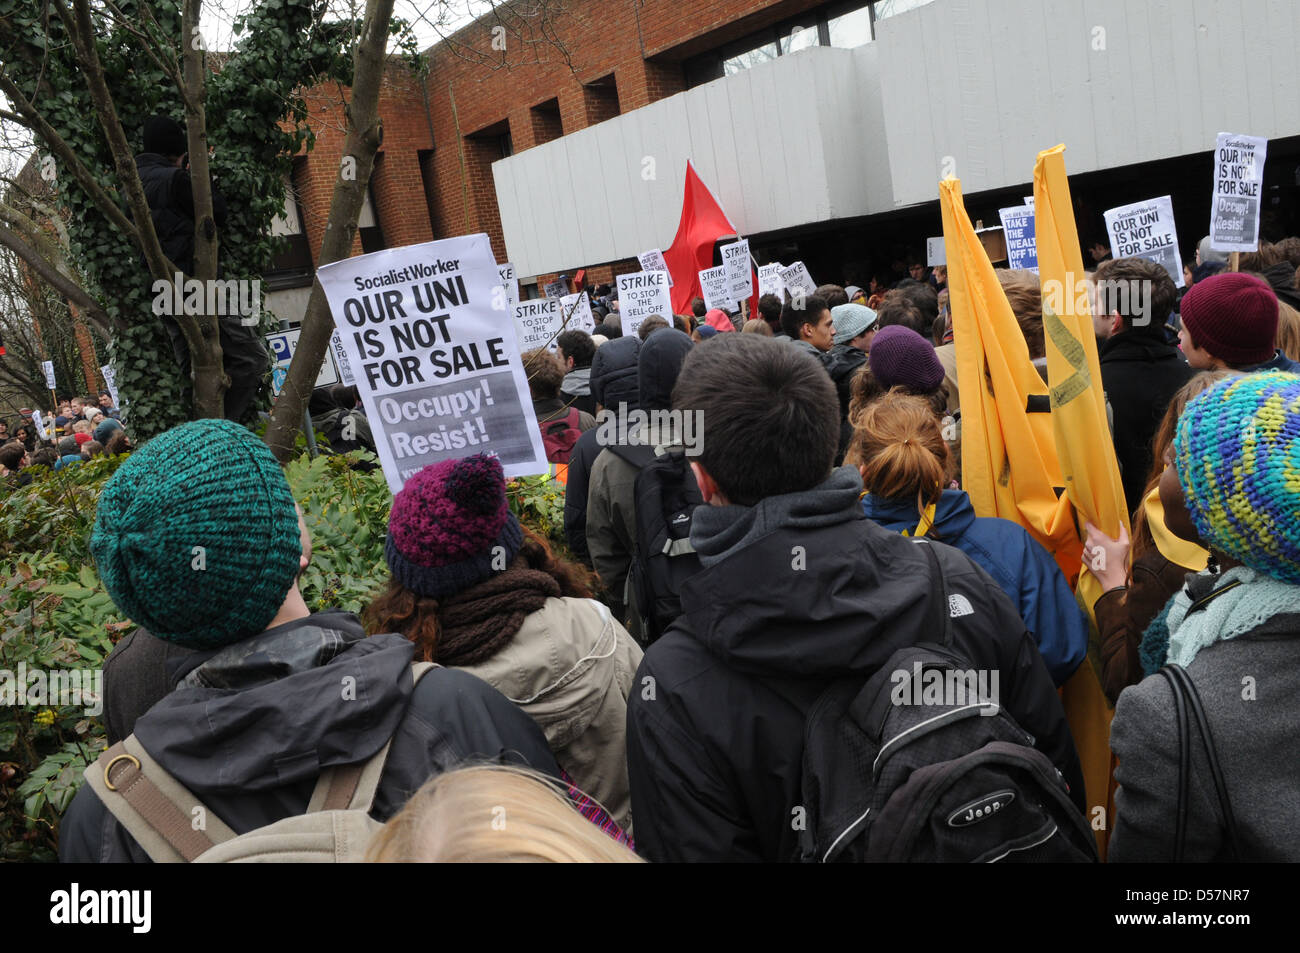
top-left (0, 222), bottom-right (113, 336)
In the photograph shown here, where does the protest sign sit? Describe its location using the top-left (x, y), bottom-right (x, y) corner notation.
top-left (1024, 196), bottom-right (1035, 208)
top-left (512, 297), bottom-right (563, 352)
top-left (267, 326), bottom-right (339, 397)
top-left (41, 360), bottom-right (55, 391)
top-left (543, 276), bottom-right (570, 299)
top-left (637, 248), bottom-right (674, 287)
top-left (1210, 132), bottom-right (1268, 252)
top-left (616, 270), bottom-right (672, 339)
top-left (722, 239), bottom-right (752, 302)
top-left (998, 205), bottom-right (1038, 273)
top-left (758, 263), bottom-right (785, 299)
top-left (1104, 195), bottom-right (1183, 286)
top-left (558, 291), bottom-right (596, 335)
top-left (316, 233), bottom-right (549, 491)
top-left (926, 237), bottom-right (946, 266)
top-left (329, 330), bottom-right (356, 386)
top-left (496, 263), bottom-right (520, 311)
top-left (699, 265), bottom-right (733, 312)
top-left (100, 365), bottom-right (119, 407)
top-left (31, 409), bottom-right (53, 441)
top-left (779, 261), bottom-right (817, 298)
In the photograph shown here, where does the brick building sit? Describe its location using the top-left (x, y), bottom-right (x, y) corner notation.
top-left (271, 0), bottom-right (1300, 325)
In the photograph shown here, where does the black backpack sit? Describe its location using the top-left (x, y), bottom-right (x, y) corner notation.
top-left (608, 443), bottom-right (703, 646)
top-left (788, 540), bottom-right (1097, 863)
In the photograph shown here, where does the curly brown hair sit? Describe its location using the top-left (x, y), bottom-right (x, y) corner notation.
top-left (362, 525), bottom-right (595, 662)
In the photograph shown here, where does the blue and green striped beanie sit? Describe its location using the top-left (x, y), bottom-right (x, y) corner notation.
top-left (91, 419), bottom-right (303, 649)
top-left (1174, 371), bottom-right (1300, 584)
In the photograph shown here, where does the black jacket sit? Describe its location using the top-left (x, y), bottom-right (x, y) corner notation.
top-left (822, 343), bottom-right (867, 462)
top-left (564, 336), bottom-right (640, 565)
top-left (135, 152), bottom-right (227, 276)
top-left (625, 468), bottom-right (1085, 863)
top-left (60, 612), bottom-right (559, 862)
top-left (1099, 332), bottom-right (1194, 517)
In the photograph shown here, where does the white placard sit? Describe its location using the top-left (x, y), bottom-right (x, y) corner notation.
top-left (998, 205), bottom-right (1038, 273)
top-left (779, 261), bottom-right (817, 298)
top-left (758, 262), bottom-right (785, 299)
top-left (266, 327), bottom-right (338, 397)
top-left (31, 409), bottom-right (53, 441)
top-left (616, 271), bottom-right (672, 340)
top-left (42, 360), bottom-right (55, 391)
top-left (512, 297), bottom-right (563, 352)
top-left (317, 233), bottom-right (549, 491)
top-left (100, 364), bottom-right (119, 407)
top-left (926, 237), bottom-right (946, 267)
top-left (698, 265), bottom-right (733, 312)
top-left (558, 291), bottom-right (596, 335)
top-left (1210, 132), bottom-right (1268, 252)
top-left (722, 239), bottom-right (752, 302)
top-left (1104, 195), bottom-right (1184, 287)
top-left (637, 248), bottom-right (674, 288)
top-left (496, 262), bottom-right (520, 310)
top-left (329, 330), bottom-right (356, 386)
top-left (543, 276), bottom-right (570, 299)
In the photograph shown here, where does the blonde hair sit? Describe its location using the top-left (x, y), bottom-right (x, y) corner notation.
top-left (366, 765), bottom-right (643, 863)
top-left (1277, 300), bottom-right (1300, 363)
top-left (846, 391), bottom-right (954, 527)
top-left (741, 319), bottom-right (772, 336)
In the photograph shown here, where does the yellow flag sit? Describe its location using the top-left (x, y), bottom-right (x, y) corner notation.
top-left (1033, 145), bottom-right (1133, 860)
top-left (939, 177), bottom-right (1081, 580)
top-left (1033, 144), bottom-right (1131, 549)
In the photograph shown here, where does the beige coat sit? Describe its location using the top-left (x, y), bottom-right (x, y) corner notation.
top-left (458, 596), bottom-right (643, 833)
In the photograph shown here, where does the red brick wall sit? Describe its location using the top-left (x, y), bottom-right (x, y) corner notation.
top-left (294, 0), bottom-right (829, 273)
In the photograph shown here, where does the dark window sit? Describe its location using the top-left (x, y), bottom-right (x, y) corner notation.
top-left (583, 74), bottom-right (620, 126)
top-left (530, 98), bottom-right (563, 145)
top-left (682, 1), bottom-right (883, 89)
top-left (264, 161), bottom-right (313, 290)
top-left (358, 187), bottom-right (385, 254)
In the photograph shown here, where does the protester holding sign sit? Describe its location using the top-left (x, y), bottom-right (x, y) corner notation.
top-left (317, 233), bottom-right (549, 491)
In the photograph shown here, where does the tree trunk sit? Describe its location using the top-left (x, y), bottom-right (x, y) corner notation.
top-left (263, 0), bottom-right (396, 463)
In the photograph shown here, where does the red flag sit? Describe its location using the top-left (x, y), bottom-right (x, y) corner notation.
top-left (663, 161), bottom-right (740, 316)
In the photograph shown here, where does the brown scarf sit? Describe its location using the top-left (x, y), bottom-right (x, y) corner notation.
top-left (433, 567), bottom-right (561, 666)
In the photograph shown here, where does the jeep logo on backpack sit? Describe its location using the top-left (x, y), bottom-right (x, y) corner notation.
top-left (948, 791), bottom-right (1015, 827)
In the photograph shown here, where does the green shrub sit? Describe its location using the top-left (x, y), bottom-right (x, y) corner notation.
top-left (0, 447), bottom-right (568, 860)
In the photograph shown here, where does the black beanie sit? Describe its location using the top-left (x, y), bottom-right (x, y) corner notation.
top-left (143, 115), bottom-right (186, 157)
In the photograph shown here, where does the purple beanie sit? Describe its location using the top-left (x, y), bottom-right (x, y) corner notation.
top-left (384, 453), bottom-right (523, 598)
top-left (869, 325), bottom-right (945, 392)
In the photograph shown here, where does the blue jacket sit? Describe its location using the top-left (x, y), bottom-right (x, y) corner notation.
top-left (862, 489), bottom-right (1088, 686)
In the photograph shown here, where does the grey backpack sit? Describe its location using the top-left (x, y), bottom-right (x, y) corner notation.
top-left (86, 661), bottom-right (437, 862)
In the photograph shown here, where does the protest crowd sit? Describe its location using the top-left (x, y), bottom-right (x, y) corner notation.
top-left (9, 126), bottom-right (1300, 866)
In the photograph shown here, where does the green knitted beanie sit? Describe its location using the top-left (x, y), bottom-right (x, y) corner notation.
top-left (91, 419), bottom-right (303, 649)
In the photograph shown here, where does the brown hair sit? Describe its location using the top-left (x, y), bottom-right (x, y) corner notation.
top-left (1272, 236), bottom-right (1300, 269)
top-left (80, 440), bottom-right (104, 460)
top-left (104, 430), bottom-right (132, 455)
top-left (996, 269), bottom-right (1045, 358)
top-left (1128, 370), bottom-right (1236, 566)
top-left (521, 348), bottom-right (564, 400)
top-left (1277, 300), bottom-right (1300, 363)
top-left (847, 362), bottom-right (946, 424)
top-left (363, 525), bottom-right (595, 663)
top-left (846, 391), bottom-right (954, 529)
top-left (1235, 242), bottom-right (1284, 272)
top-left (1093, 257), bottom-right (1177, 337)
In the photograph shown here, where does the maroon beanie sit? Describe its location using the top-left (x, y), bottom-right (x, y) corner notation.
top-left (384, 453), bottom-right (523, 598)
top-left (1179, 272), bottom-right (1278, 367)
top-left (869, 325), bottom-right (945, 392)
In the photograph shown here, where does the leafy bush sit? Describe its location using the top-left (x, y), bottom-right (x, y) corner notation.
top-left (0, 448), bottom-right (568, 860)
